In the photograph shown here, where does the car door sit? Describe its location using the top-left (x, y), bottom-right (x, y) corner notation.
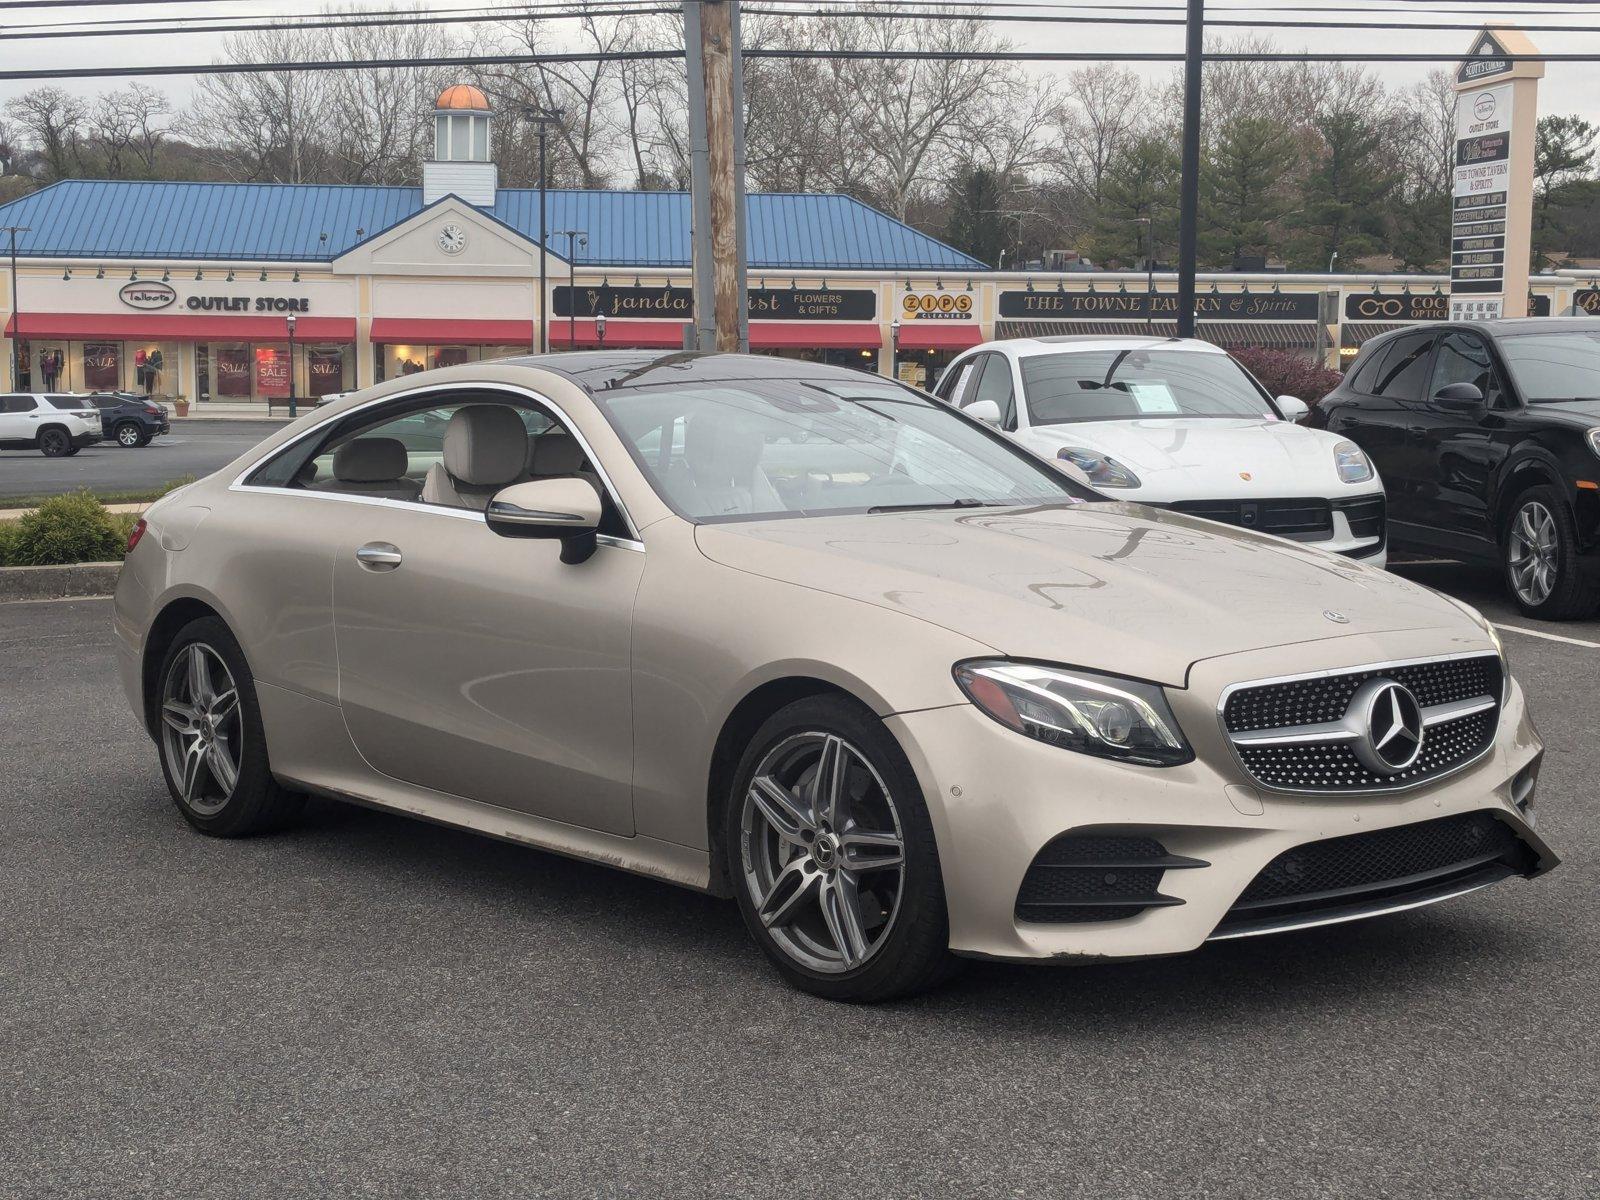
top-left (961, 353), bottom-right (1019, 431)
top-left (1334, 330), bottom-right (1438, 530)
top-left (1412, 328), bottom-right (1513, 546)
top-left (0, 394), bottom-right (33, 443)
top-left (328, 388), bottom-right (644, 837)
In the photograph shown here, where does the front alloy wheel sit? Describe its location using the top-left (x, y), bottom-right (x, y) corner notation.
top-left (741, 732), bottom-right (906, 974)
top-left (1502, 485), bottom-right (1600, 619)
top-left (728, 696), bottom-right (958, 1001)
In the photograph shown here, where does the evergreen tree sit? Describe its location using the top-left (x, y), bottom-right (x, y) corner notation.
top-left (943, 163), bottom-right (1009, 267)
top-left (1087, 134), bottom-right (1179, 266)
top-left (1533, 114), bottom-right (1597, 269)
top-left (1200, 114), bottom-right (1297, 266)
top-left (1289, 109), bottom-right (1399, 269)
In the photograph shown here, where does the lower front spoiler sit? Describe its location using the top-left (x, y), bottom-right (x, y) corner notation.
top-left (1206, 860), bottom-right (1518, 942)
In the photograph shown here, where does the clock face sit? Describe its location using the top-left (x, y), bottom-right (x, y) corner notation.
top-left (437, 223), bottom-right (468, 256)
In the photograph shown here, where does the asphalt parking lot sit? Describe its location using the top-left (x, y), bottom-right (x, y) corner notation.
top-left (2, 580), bottom-right (1597, 1199)
top-left (0, 421), bottom-right (283, 499)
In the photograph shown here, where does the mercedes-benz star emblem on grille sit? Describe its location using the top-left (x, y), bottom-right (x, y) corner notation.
top-left (1350, 679), bottom-right (1425, 774)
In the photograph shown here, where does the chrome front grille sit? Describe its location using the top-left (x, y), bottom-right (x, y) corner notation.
top-left (1219, 654), bottom-right (1503, 794)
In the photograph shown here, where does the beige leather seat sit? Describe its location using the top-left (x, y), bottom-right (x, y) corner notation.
top-left (420, 405), bottom-right (529, 510)
top-left (665, 411), bottom-right (784, 516)
top-left (526, 429), bottom-right (590, 480)
top-left (321, 437), bottom-right (420, 501)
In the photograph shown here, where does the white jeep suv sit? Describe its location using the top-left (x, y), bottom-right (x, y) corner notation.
top-left (936, 336), bottom-right (1387, 564)
top-left (0, 392), bottom-right (104, 457)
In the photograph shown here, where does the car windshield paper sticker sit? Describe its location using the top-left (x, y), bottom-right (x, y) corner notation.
top-left (1128, 382), bottom-right (1181, 414)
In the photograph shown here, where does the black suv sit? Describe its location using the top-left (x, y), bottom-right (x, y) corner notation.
top-left (1313, 318), bottom-right (1600, 619)
top-left (89, 392), bottom-right (170, 448)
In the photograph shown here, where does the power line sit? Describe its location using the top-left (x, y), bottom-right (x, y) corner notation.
top-left (0, 4), bottom-right (678, 42)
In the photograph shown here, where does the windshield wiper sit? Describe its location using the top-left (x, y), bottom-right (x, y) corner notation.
top-left (867, 498), bottom-right (999, 514)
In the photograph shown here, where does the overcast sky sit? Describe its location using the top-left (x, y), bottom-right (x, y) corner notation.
top-left (3, 1), bottom-right (1599, 126)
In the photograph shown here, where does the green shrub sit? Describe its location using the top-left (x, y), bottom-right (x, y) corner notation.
top-left (3, 491), bottom-right (128, 566)
top-left (0, 520), bottom-right (18, 567)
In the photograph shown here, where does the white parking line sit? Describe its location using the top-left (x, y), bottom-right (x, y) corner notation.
top-left (1491, 622), bottom-right (1600, 650)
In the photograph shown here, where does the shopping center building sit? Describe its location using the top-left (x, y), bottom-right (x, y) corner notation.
top-left (2, 83), bottom-right (1597, 405)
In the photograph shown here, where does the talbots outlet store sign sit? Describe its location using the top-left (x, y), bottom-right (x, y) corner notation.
top-left (118, 281), bottom-right (314, 314)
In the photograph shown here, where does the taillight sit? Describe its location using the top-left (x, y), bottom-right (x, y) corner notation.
top-left (144, 405), bottom-right (161, 415)
top-left (126, 518), bottom-right (147, 553)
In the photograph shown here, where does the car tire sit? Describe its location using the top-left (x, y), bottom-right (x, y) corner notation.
top-left (155, 616), bottom-right (305, 837)
top-left (1502, 484), bottom-right (1600, 619)
top-left (726, 694), bottom-right (961, 1002)
top-left (114, 421), bottom-right (143, 447)
top-left (37, 427), bottom-right (70, 457)
top-left (136, 432), bottom-right (154, 448)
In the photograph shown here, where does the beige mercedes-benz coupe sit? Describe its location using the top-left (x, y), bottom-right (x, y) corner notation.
top-left (114, 352), bottom-right (1558, 1000)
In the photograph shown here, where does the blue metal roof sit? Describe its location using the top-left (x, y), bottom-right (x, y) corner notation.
top-left (0, 180), bottom-right (984, 271)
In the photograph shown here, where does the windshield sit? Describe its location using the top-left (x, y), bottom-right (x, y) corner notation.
top-left (1496, 331), bottom-right (1600, 402)
top-left (590, 376), bottom-right (1093, 522)
top-left (1019, 349), bottom-right (1277, 424)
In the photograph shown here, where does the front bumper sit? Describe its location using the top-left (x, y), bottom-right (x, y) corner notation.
top-left (890, 628), bottom-right (1554, 962)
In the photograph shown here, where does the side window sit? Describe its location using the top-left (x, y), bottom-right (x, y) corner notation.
top-left (1429, 331), bottom-right (1509, 410)
top-left (938, 358), bottom-right (978, 406)
top-left (968, 354), bottom-right (1018, 430)
top-left (1368, 331), bottom-right (1436, 403)
top-left (45, 395), bottom-right (85, 410)
top-left (1348, 342), bottom-right (1393, 395)
top-left (1, 395), bottom-right (38, 413)
top-left (246, 392), bottom-right (628, 537)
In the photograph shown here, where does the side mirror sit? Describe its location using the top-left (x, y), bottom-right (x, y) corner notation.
top-left (1431, 381), bottom-right (1485, 414)
top-left (1274, 395), bottom-right (1309, 423)
top-left (964, 398), bottom-right (1002, 425)
top-left (486, 477), bottom-right (603, 563)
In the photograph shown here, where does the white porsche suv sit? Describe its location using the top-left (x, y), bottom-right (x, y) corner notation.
top-left (936, 337), bottom-right (1386, 564)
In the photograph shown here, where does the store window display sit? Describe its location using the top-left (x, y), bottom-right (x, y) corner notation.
top-left (375, 343), bottom-right (528, 382)
top-left (128, 342), bottom-right (179, 395)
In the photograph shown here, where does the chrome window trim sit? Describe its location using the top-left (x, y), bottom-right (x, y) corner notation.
top-left (1213, 651), bottom-right (1503, 797)
top-left (225, 378), bottom-right (644, 547)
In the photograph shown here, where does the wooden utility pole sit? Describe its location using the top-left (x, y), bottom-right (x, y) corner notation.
top-left (685, 0), bottom-right (749, 353)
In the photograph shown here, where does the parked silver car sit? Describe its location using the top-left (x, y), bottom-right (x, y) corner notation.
top-left (113, 353), bottom-right (1557, 1000)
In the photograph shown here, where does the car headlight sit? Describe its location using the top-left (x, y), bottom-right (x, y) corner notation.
top-left (953, 660), bottom-right (1193, 766)
top-left (1334, 439), bottom-right (1374, 483)
top-left (1057, 447), bottom-right (1140, 488)
top-left (1586, 427), bottom-right (1600, 459)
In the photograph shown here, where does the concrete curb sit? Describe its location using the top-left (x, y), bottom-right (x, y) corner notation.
top-left (0, 562), bottom-right (121, 602)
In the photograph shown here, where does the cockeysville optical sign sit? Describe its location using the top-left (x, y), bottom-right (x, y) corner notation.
top-left (118, 280), bottom-right (312, 313)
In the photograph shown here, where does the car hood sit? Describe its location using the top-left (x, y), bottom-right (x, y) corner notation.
top-left (695, 503), bottom-right (1476, 687)
top-left (1015, 417), bottom-right (1360, 502)
top-left (1527, 399), bottom-right (1600, 422)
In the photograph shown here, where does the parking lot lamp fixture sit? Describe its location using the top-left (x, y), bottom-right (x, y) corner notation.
top-left (286, 311), bottom-right (298, 420)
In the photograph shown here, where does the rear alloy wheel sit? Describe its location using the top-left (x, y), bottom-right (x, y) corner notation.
top-left (156, 617), bottom-right (304, 836)
top-left (728, 696), bottom-right (959, 1001)
top-left (115, 421), bottom-right (143, 447)
top-left (1503, 484), bottom-right (1600, 619)
top-left (37, 427), bottom-right (70, 457)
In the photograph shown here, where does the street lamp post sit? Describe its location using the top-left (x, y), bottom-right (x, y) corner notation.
top-left (559, 229), bottom-right (587, 350)
top-left (890, 318), bottom-right (900, 382)
top-left (1134, 217), bottom-right (1154, 329)
top-left (286, 311), bottom-right (298, 419)
top-left (519, 107), bottom-right (563, 355)
top-left (4, 224), bottom-right (31, 389)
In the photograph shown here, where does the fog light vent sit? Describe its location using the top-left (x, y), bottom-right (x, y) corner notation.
top-left (1015, 834), bottom-right (1206, 924)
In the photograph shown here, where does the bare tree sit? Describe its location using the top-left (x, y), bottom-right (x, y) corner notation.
top-left (6, 87), bottom-right (89, 182)
top-left (89, 85), bottom-right (170, 179)
top-left (1049, 65), bottom-right (1143, 210)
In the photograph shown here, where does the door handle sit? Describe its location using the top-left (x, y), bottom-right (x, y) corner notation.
top-left (355, 542), bottom-right (403, 570)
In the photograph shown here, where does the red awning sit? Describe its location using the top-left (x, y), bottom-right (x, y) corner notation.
top-left (896, 322), bottom-right (983, 351)
top-left (548, 319), bottom-right (688, 349)
top-left (749, 322), bottom-right (881, 350)
top-left (369, 318), bottom-right (533, 346)
top-left (6, 312), bottom-right (356, 341)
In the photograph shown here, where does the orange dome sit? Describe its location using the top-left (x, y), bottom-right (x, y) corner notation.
top-left (435, 84), bottom-right (490, 112)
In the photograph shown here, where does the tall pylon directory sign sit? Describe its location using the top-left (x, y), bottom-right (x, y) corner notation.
top-left (1450, 26), bottom-right (1542, 320)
